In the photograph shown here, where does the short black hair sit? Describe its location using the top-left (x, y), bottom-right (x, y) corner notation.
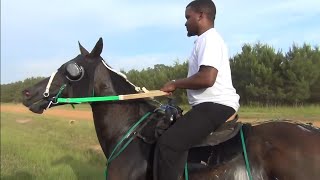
top-left (186, 0), bottom-right (216, 22)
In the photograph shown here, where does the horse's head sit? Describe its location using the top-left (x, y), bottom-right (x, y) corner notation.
top-left (22, 38), bottom-right (136, 114)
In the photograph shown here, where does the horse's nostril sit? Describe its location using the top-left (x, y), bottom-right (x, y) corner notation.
top-left (23, 90), bottom-right (31, 97)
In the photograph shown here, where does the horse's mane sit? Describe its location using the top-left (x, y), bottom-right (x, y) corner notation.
top-left (103, 61), bottom-right (159, 114)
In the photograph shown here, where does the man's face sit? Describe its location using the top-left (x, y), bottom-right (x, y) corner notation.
top-left (185, 7), bottom-right (200, 37)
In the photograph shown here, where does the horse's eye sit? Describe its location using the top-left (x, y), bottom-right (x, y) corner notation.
top-left (65, 62), bottom-right (84, 81)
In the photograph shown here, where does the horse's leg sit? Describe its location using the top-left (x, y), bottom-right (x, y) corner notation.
top-left (248, 122), bottom-right (320, 180)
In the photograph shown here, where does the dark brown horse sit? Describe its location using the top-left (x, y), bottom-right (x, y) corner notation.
top-left (22, 38), bottom-right (320, 180)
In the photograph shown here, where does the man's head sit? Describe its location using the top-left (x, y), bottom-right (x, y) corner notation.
top-left (185, 0), bottom-right (216, 37)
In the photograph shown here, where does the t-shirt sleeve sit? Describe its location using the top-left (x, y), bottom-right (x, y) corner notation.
top-left (196, 36), bottom-right (223, 71)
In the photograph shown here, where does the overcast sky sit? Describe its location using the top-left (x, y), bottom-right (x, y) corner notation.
top-left (1, 0), bottom-right (320, 84)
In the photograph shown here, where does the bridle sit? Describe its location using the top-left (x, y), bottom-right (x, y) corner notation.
top-left (41, 59), bottom-right (147, 110)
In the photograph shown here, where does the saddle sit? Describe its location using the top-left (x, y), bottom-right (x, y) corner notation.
top-left (138, 104), bottom-right (241, 147)
top-left (137, 103), bottom-right (243, 168)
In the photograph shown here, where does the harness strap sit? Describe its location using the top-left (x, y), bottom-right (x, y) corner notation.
top-left (43, 71), bottom-right (57, 97)
top-left (184, 163), bottom-right (189, 180)
top-left (105, 112), bottom-right (152, 179)
top-left (240, 126), bottom-right (253, 180)
top-left (57, 90), bottom-right (168, 103)
top-left (46, 84), bottom-right (67, 110)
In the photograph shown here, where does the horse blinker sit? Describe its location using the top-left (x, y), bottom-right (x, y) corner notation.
top-left (65, 62), bottom-right (85, 81)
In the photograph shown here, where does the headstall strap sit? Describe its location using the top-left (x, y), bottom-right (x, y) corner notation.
top-left (43, 71), bottom-right (58, 97)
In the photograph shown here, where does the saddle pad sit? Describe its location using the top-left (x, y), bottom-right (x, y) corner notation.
top-left (193, 121), bottom-right (242, 147)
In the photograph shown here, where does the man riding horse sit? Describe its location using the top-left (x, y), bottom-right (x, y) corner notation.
top-left (153, 0), bottom-right (240, 179)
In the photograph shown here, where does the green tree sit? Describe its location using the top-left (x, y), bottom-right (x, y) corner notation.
top-left (281, 44), bottom-right (319, 104)
top-left (1, 77), bottom-right (45, 102)
top-left (231, 43), bottom-right (285, 104)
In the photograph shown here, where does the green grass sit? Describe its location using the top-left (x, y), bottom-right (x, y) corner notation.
top-left (238, 104), bottom-right (320, 121)
top-left (180, 104), bottom-right (320, 121)
top-left (1, 103), bottom-right (319, 179)
top-left (1, 112), bottom-right (105, 180)
top-left (55, 103), bottom-right (92, 111)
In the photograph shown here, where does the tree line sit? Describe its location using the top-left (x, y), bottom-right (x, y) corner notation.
top-left (1, 77), bottom-right (46, 103)
top-left (1, 42), bottom-right (319, 105)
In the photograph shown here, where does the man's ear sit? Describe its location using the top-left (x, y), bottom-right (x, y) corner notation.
top-left (198, 11), bottom-right (204, 21)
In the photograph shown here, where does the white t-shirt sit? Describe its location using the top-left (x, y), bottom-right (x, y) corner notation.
top-left (187, 28), bottom-right (240, 111)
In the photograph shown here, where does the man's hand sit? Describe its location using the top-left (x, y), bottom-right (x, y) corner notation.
top-left (161, 80), bottom-right (176, 93)
top-left (160, 66), bottom-right (217, 93)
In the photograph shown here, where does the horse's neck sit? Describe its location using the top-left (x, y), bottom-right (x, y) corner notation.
top-left (90, 100), bottom-right (153, 156)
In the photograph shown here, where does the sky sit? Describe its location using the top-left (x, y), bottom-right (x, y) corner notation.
top-left (1, 0), bottom-right (320, 84)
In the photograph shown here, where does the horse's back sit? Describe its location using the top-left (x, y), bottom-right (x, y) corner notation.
top-left (252, 121), bottom-right (320, 151)
top-left (247, 121), bottom-right (320, 180)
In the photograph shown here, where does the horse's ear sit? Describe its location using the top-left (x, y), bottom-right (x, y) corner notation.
top-left (78, 41), bottom-right (89, 56)
top-left (90, 37), bottom-right (103, 57)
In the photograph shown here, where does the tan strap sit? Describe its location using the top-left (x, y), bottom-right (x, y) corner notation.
top-left (227, 113), bottom-right (237, 121)
top-left (120, 90), bottom-right (169, 100)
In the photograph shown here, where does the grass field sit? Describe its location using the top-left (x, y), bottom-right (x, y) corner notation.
top-left (1, 103), bottom-right (319, 179)
top-left (181, 103), bottom-right (320, 123)
top-left (1, 106), bottom-right (105, 180)
top-left (238, 104), bottom-right (320, 121)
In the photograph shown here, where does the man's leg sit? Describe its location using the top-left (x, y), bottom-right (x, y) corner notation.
top-left (153, 102), bottom-right (235, 180)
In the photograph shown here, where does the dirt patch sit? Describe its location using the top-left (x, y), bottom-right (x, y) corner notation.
top-left (89, 144), bottom-right (103, 154)
top-left (1, 104), bottom-right (92, 120)
top-left (16, 118), bottom-right (32, 124)
top-left (1, 104), bottom-right (320, 127)
top-left (69, 120), bottom-right (76, 125)
top-left (310, 121), bottom-right (320, 127)
top-left (90, 144), bottom-right (102, 151)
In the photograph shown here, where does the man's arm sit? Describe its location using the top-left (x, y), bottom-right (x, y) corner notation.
top-left (161, 65), bottom-right (218, 92)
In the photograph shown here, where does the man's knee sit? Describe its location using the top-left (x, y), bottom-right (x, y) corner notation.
top-left (157, 132), bottom-right (188, 153)
top-left (157, 133), bottom-right (169, 147)
top-left (156, 131), bottom-right (177, 151)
